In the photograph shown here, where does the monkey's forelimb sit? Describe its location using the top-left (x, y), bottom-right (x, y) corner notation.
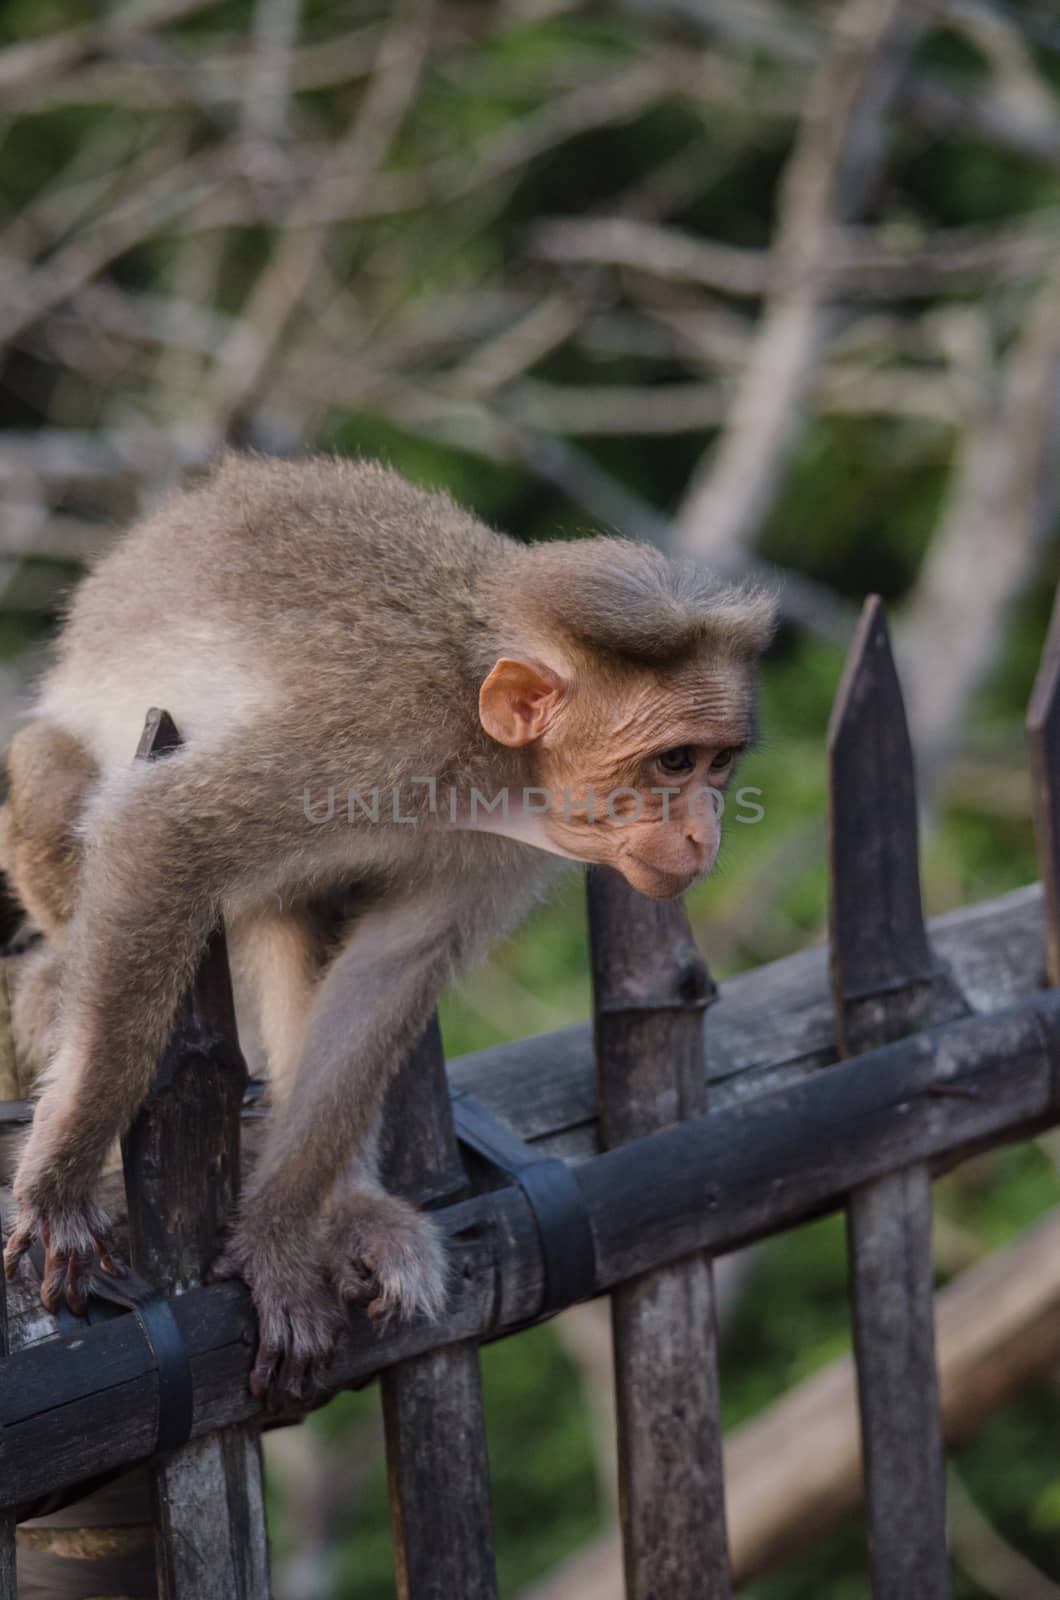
top-left (3, 743), bottom-right (278, 1310)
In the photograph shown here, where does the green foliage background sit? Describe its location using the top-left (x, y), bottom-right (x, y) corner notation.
top-left (3, 1), bottom-right (1060, 1594)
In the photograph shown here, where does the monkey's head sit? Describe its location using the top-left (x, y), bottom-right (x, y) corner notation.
top-left (477, 540), bottom-right (776, 899)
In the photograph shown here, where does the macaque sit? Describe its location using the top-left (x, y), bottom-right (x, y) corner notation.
top-left (0, 453), bottom-right (774, 1399)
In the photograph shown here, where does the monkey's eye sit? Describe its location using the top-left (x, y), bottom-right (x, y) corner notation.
top-left (710, 747), bottom-right (739, 772)
top-left (656, 745), bottom-right (696, 776)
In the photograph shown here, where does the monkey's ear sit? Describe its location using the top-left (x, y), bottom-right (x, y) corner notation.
top-left (479, 658), bottom-right (568, 747)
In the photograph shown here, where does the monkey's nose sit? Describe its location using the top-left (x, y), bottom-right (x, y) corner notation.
top-left (685, 822), bottom-right (718, 872)
top-left (685, 815), bottom-right (710, 848)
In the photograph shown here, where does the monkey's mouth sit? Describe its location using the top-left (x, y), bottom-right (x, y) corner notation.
top-left (619, 851), bottom-right (701, 899)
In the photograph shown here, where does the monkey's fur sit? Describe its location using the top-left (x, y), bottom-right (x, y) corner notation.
top-left (1, 453), bottom-right (774, 1399)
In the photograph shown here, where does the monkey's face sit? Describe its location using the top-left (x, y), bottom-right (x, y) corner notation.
top-left (478, 651), bottom-right (754, 899)
top-left (535, 712), bottom-right (745, 900)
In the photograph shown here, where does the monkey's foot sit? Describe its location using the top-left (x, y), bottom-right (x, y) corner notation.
top-left (3, 1194), bottom-right (125, 1316)
top-left (209, 1231), bottom-right (344, 1405)
top-left (321, 1189), bottom-right (448, 1331)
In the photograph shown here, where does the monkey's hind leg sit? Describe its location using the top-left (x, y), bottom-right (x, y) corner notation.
top-left (229, 901), bottom-right (331, 1100)
top-left (1, 719), bottom-right (98, 941)
top-left (210, 894), bottom-right (453, 1401)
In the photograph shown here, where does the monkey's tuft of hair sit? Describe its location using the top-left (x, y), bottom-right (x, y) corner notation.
top-left (506, 537), bottom-right (777, 668)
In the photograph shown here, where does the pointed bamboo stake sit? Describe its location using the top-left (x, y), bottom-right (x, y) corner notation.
top-left (829, 597), bottom-right (963, 1599)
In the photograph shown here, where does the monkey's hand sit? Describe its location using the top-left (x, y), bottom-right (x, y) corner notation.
top-left (3, 1183), bottom-right (125, 1317)
top-left (209, 1223), bottom-right (345, 1404)
top-left (319, 1188), bottom-right (448, 1331)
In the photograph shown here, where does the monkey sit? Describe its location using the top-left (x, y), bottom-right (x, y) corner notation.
top-left (0, 452), bottom-right (775, 1400)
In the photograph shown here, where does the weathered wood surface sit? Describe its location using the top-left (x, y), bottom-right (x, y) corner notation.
top-left (828, 600), bottom-right (967, 1049)
top-left (380, 1016), bottom-right (498, 1600)
top-left (152, 1432), bottom-right (268, 1600)
top-left (125, 709), bottom-right (247, 1285)
top-left (588, 865), bottom-right (730, 1600)
top-left (828, 600), bottom-right (952, 1599)
top-left (845, 1171), bottom-right (948, 1595)
top-left (4, 986), bottom-right (1060, 1513)
top-left (121, 708), bottom-right (269, 1600)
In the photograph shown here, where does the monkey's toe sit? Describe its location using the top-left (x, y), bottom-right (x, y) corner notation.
top-left (216, 1226), bottom-right (345, 1405)
top-left (3, 1197), bottom-right (123, 1313)
top-left (3, 1222), bottom-right (34, 1280)
top-left (250, 1302), bottom-right (343, 1407)
top-left (324, 1190), bottom-right (448, 1330)
top-left (335, 1256), bottom-right (376, 1304)
top-left (40, 1246), bottom-right (92, 1317)
top-left (337, 1257), bottom-right (406, 1331)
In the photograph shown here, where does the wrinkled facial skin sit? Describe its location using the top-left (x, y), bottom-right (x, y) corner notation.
top-left (533, 657), bottom-right (753, 899)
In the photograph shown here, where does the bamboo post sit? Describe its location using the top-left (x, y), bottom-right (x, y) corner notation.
top-left (828, 597), bottom-right (965, 1598)
top-left (380, 1014), bottom-right (499, 1600)
top-left (587, 864), bottom-right (730, 1600)
top-left (122, 708), bottom-right (269, 1600)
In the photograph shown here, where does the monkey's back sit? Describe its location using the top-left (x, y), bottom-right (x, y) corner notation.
top-left (35, 453), bottom-right (514, 773)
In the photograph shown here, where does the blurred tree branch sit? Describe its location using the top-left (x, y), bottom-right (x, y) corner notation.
top-left (0, 0), bottom-right (1058, 765)
top-left (673, 0), bottom-right (925, 567)
top-left (902, 262), bottom-right (1060, 781)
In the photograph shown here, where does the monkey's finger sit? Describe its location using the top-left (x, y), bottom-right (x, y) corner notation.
top-left (335, 1261), bottom-right (376, 1305)
top-left (274, 1330), bottom-right (340, 1407)
top-left (40, 1251), bottom-right (72, 1314)
top-left (95, 1240), bottom-right (127, 1279)
top-left (3, 1225), bottom-right (34, 1279)
top-left (249, 1342), bottom-right (281, 1403)
top-left (274, 1350), bottom-right (311, 1406)
top-left (64, 1255), bottom-right (88, 1318)
top-left (360, 1259), bottom-right (402, 1329)
top-left (366, 1291), bottom-right (400, 1334)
